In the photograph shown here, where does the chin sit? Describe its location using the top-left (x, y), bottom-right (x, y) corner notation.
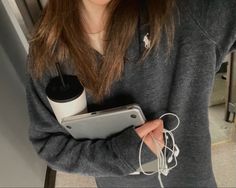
top-left (88, 0), bottom-right (112, 5)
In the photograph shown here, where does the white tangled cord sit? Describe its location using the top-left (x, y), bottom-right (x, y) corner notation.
top-left (138, 113), bottom-right (180, 188)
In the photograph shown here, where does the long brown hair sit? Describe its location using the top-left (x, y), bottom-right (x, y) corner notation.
top-left (28, 0), bottom-right (177, 103)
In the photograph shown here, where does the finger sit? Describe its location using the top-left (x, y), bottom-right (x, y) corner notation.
top-left (152, 130), bottom-right (164, 145)
top-left (146, 133), bottom-right (163, 155)
top-left (143, 134), bottom-right (159, 155)
top-left (148, 135), bottom-right (164, 153)
top-left (152, 122), bottom-right (164, 136)
top-left (138, 119), bottom-right (163, 137)
top-left (152, 121), bottom-right (164, 140)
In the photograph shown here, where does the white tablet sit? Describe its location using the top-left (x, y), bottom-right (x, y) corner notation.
top-left (61, 104), bottom-right (146, 139)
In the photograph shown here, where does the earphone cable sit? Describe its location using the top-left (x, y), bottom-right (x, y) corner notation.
top-left (138, 113), bottom-right (180, 188)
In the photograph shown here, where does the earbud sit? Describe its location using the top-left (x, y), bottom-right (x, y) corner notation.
top-left (168, 145), bottom-right (179, 163)
top-left (168, 155), bottom-right (173, 163)
top-left (174, 145), bottom-right (180, 157)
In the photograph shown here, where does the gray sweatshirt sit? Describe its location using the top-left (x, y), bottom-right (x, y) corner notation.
top-left (25, 0), bottom-right (236, 187)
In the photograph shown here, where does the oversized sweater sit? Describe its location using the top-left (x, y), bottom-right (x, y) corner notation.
top-left (25, 0), bottom-right (236, 187)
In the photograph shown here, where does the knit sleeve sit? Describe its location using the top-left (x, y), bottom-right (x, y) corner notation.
top-left (25, 57), bottom-right (157, 177)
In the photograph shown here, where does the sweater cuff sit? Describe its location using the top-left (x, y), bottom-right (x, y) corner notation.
top-left (111, 125), bottom-right (157, 171)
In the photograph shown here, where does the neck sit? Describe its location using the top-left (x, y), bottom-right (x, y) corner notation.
top-left (81, 1), bottom-right (109, 34)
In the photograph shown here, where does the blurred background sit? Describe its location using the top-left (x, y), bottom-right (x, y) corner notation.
top-left (0, 0), bottom-right (235, 187)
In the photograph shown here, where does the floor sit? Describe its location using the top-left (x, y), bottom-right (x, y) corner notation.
top-left (210, 104), bottom-right (236, 188)
top-left (209, 73), bottom-right (227, 107)
top-left (209, 104), bottom-right (235, 145)
top-left (212, 138), bottom-right (236, 187)
top-left (54, 104), bottom-right (236, 188)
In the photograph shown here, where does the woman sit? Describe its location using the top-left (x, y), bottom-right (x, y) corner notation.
top-left (26, 0), bottom-right (236, 187)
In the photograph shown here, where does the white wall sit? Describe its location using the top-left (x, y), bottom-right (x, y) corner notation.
top-left (0, 0), bottom-right (47, 187)
top-left (0, 45), bottom-right (47, 187)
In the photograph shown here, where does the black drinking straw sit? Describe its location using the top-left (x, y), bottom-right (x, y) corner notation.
top-left (55, 63), bottom-right (66, 88)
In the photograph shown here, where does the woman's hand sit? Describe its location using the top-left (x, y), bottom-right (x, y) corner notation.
top-left (135, 119), bottom-right (164, 155)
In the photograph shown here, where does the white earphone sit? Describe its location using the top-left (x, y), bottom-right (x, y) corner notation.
top-left (138, 112), bottom-right (180, 188)
top-left (168, 145), bottom-right (179, 163)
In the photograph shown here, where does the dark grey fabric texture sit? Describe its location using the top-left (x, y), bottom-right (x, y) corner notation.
top-left (25, 0), bottom-right (236, 187)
